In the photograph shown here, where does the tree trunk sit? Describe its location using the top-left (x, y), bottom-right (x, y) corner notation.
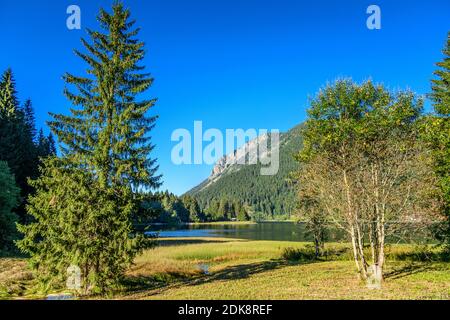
top-left (350, 226), bottom-right (362, 276)
top-left (314, 236), bottom-right (320, 258)
top-left (376, 208), bottom-right (386, 280)
top-left (355, 221), bottom-right (368, 279)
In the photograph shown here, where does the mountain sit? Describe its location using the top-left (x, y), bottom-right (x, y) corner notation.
top-left (185, 124), bottom-right (303, 218)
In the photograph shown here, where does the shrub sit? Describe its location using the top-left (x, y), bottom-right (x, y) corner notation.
top-left (281, 247), bottom-right (317, 262)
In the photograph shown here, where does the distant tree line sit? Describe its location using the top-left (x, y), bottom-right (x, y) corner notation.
top-left (139, 191), bottom-right (250, 224)
top-left (0, 68), bottom-right (56, 251)
top-left (188, 126), bottom-right (303, 219)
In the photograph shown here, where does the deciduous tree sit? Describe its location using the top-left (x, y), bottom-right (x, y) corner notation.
top-left (295, 80), bottom-right (442, 281)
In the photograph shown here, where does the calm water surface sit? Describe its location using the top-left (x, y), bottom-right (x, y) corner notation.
top-left (145, 222), bottom-right (345, 242)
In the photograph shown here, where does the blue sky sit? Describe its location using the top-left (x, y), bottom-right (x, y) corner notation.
top-left (0, 0), bottom-right (449, 195)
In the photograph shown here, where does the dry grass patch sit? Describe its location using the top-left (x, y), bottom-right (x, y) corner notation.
top-left (1, 238), bottom-right (449, 300)
top-left (120, 239), bottom-right (450, 300)
top-left (0, 258), bottom-right (33, 298)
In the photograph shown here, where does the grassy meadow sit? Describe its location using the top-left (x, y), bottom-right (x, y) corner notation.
top-left (2, 237), bottom-right (449, 300)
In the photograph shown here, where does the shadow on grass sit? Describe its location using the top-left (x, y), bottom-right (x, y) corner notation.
top-left (188, 259), bottom-right (291, 285)
top-left (121, 272), bottom-right (192, 294)
top-left (282, 245), bottom-right (353, 262)
top-left (384, 263), bottom-right (448, 280)
top-left (121, 258), bottom-right (318, 298)
top-left (387, 248), bottom-right (450, 263)
top-left (119, 245), bottom-right (450, 297)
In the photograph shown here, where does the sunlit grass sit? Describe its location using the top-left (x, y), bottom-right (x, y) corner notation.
top-left (0, 258), bottom-right (33, 298)
top-left (1, 238), bottom-right (449, 299)
top-left (122, 238), bottom-right (450, 300)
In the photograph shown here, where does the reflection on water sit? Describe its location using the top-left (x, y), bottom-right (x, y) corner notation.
top-left (145, 222), bottom-right (345, 242)
top-left (143, 221), bottom-right (432, 243)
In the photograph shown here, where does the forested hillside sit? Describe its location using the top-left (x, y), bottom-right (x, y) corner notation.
top-left (186, 124), bottom-right (303, 219)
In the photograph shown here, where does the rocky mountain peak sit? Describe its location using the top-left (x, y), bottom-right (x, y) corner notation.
top-left (209, 133), bottom-right (270, 180)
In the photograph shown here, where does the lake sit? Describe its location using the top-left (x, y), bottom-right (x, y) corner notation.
top-left (144, 222), bottom-right (345, 242)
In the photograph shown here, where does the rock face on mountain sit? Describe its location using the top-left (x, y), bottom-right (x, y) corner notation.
top-left (186, 124), bottom-right (303, 217)
top-left (207, 133), bottom-right (270, 185)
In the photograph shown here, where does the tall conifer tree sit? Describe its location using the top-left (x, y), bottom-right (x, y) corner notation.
top-left (430, 33), bottom-right (450, 116)
top-left (0, 69), bottom-right (19, 117)
top-left (48, 2), bottom-right (161, 191)
top-left (0, 69), bottom-right (22, 175)
top-left (0, 161), bottom-right (20, 251)
top-left (18, 2), bottom-right (160, 294)
top-left (427, 33), bottom-right (450, 244)
top-left (23, 99), bottom-right (37, 143)
top-left (47, 133), bottom-right (57, 155)
top-left (0, 69), bottom-right (37, 222)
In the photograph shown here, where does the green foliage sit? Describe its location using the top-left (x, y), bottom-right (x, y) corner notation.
top-left (187, 125), bottom-right (303, 218)
top-left (204, 198), bottom-right (250, 221)
top-left (0, 69), bottom-right (31, 223)
top-left (0, 69), bottom-right (54, 223)
top-left (425, 32), bottom-right (450, 244)
top-left (159, 192), bottom-right (187, 224)
top-left (430, 33), bottom-right (450, 116)
top-left (48, 2), bottom-right (161, 191)
top-left (18, 2), bottom-right (161, 294)
top-left (298, 79), bottom-right (423, 162)
top-left (250, 212), bottom-right (267, 223)
top-left (0, 162), bottom-right (20, 251)
top-left (281, 246), bottom-right (318, 262)
top-left (37, 129), bottom-right (57, 159)
top-left (235, 201), bottom-right (250, 221)
top-left (139, 192), bottom-right (249, 224)
top-left (205, 199), bottom-right (221, 221)
top-left (0, 69), bottom-right (19, 117)
top-left (181, 195), bottom-right (205, 222)
top-left (293, 79), bottom-right (440, 279)
top-left (294, 79), bottom-right (427, 258)
top-left (17, 157), bottom-right (144, 294)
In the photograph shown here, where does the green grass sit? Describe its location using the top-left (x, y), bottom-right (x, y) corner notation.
top-left (121, 238), bottom-right (450, 300)
top-left (1, 238), bottom-right (449, 300)
top-left (0, 258), bottom-right (33, 298)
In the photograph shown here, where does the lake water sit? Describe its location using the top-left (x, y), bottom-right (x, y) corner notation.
top-left (145, 222), bottom-right (345, 242)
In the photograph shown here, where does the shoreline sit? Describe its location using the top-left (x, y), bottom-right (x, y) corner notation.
top-left (135, 220), bottom-right (297, 228)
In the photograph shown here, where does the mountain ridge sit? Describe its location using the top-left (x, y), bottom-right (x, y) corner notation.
top-left (185, 123), bottom-right (303, 218)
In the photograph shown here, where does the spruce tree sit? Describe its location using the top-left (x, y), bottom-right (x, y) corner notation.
top-left (430, 33), bottom-right (450, 116)
top-left (18, 2), bottom-right (160, 294)
top-left (182, 196), bottom-right (204, 222)
top-left (427, 33), bottom-right (450, 244)
top-left (0, 69), bottom-right (19, 118)
top-left (0, 161), bottom-right (20, 252)
top-left (0, 69), bottom-right (22, 176)
top-left (36, 129), bottom-right (48, 158)
top-left (37, 129), bottom-right (57, 159)
top-left (18, 99), bottom-right (40, 196)
top-left (48, 2), bottom-right (161, 191)
top-left (47, 133), bottom-right (57, 155)
top-left (206, 200), bottom-right (220, 221)
top-left (23, 99), bottom-right (37, 143)
top-left (0, 69), bottom-right (37, 222)
top-left (236, 202), bottom-right (249, 221)
top-left (17, 157), bottom-right (143, 294)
